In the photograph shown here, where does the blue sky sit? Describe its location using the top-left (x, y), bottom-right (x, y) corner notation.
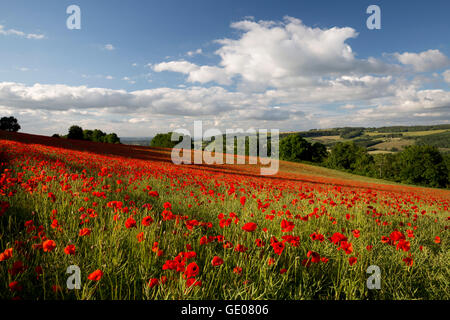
top-left (0, 0), bottom-right (449, 136)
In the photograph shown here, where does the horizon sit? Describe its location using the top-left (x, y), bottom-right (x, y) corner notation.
top-left (11, 122), bottom-right (450, 141)
top-left (1, 0), bottom-right (449, 136)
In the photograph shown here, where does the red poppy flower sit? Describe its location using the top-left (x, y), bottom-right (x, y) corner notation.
top-left (200, 235), bottom-right (208, 245)
top-left (280, 219), bottom-right (295, 232)
top-left (9, 260), bottom-right (27, 276)
top-left (88, 269), bottom-right (103, 281)
top-left (396, 239), bottom-right (410, 252)
top-left (339, 241), bottom-right (353, 255)
top-left (0, 248), bottom-right (13, 261)
top-left (348, 257), bottom-right (357, 266)
top-left (42, 240), bottom-right (56, 252)
top-left (148, 278), bottom-right (159, 288)
top-left (64, 244), bottom-right (76, 255)
top-left (234, 244), bottom-right (248, 253)
top-left (381, 236), bottom-right (390, 244)
top-left (47, 192), bottom-right (56, 202)
top-left (255, 238), bottom-right (265, 247)
top-left (9, 281), bottom-right (22, 292)
top-left (310, 232), bottom-right (325, 242)
top-left (389, 230), bottom-right (405, 243)
top-left (307, 250), bottom-right (321, 263)
top-left (233, 266), bottom-right (243, 275)
top-left (271, 241), bottom-right (285, 256)
top-left (330, 232), bottom-right (348, 245)
top-left (240, 196), bottom-right (246, 206)
top-left (211, 256), bottom-right (224, 267)
top-left (403, 257), bottom-right (413, 266)
top-left (242, 222), bottom-right (257, 232)
top-left (79, 228), bottom-right (91, 237)
top-left (51, 219), bottom-right (59, 229)
top-left (125, 216), bottom-right (136, 229)
top-left (434, 236), bottom-right (441, 244)
top-left (142, 216), bottom-right (154, 226)
top-left (186, 278), bottom-right (201, 287)
top-left (301, 259), bottom-right (311, 267)
top-left (148, 191), bottom-right (159, 197)
top-left (185, 262), bottom-right (200, 278)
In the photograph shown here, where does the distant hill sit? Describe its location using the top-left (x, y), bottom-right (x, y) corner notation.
top-left (120, 137), bottom-right (153, 146)
top-left (280, 124), bottom-right (450, 154)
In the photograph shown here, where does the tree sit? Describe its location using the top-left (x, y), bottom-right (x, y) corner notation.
top-left (340, 128), bottom-right (363, 139)
top-left (0, 116), bottom-right (21, 132)
top-left (326, 141), bottom-right (374, 175)
top-left (104, 133), bottom-right (120, 144)
top-left (326, 142), bottom-right (355, 170)
top-left (83, 129), bottom-right (93, 141)
top-left (397, 145), bottom-right (448, 188)
top-left (91, 129), bottom-right (106, 143)
top-left (352, 149), bottom-right (375, 176)
top-left (150, 132), bottom-right (185, 148)
top-left (64, 126), bottom-right (120, 144)
top-left (67, 125), bottom-right (84, 140)
top-left (279, 134), bottom-right (327, 163)
top-left (280, 134), bottom-right (312, 162)
top-left (373, 153), bottom-right (401, 180)
top-left (311, 142), bottom-right (328, 163)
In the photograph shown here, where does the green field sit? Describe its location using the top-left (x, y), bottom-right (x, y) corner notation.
top-left (298, 125), bottom-right (450, 154)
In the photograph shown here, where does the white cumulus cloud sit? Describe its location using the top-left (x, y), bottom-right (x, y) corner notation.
top-left (0, 24), bottom-right (45, 39)
top-left (394, 49), bottom-right (449, 72)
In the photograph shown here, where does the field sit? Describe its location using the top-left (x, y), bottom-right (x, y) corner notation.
top-left (303, 126), bottom-right (450, 154)
top-left (366, 138), bottom-right (415, 152)
top-left (0, 131), bottom-right (449, 300)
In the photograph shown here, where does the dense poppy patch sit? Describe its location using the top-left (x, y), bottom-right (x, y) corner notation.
top-left (0, 134), bottom-right (448, 300)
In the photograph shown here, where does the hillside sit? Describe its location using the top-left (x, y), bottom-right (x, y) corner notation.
top-left (1, 129), bottom-right (449, 300)
top-left (282, 124), bottom-right (450, 154)
top-left (1, 130), bottom-right (449, 198)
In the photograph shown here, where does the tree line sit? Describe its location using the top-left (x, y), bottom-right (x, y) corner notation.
top-left (54, 125), bottom-right (121, 144)
top-left (279, 134), bottom-right (449, 189)
top-left (0, 117), bottom-right (120, 144)
top-left (0, 116), bottom-right (21, 132)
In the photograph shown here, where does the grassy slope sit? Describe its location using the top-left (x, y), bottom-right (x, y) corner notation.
top-left (1, 130), bottom-right (448, 196)
top-left (305, 128), bottom-right (450, 154)
top-left (0, 130), bottom-right (449, 300)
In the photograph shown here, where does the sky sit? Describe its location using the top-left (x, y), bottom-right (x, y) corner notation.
top-left (0, 0), bottom-right (449, 137)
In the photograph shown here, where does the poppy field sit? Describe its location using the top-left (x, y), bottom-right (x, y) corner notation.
top-left (0, 132), bottom-right (449, 300)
